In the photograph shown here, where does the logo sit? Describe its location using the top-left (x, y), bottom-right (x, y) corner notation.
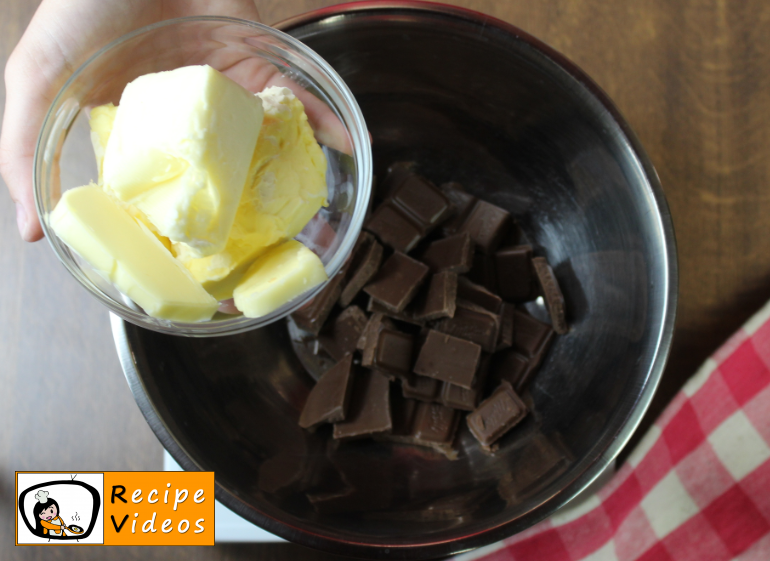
top-left (17, 473), bottom-right (104, 545)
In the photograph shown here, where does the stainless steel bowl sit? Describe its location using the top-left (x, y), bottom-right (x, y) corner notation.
top-left (113, 2), bottom-right (677, 558)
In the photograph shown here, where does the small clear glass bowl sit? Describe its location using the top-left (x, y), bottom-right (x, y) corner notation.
top-left (34, 16), bottom-right (372, 336)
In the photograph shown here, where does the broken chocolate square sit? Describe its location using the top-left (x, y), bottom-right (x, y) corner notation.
top-left (457, 200), bottom-right (511, 254)
top-left (467, 381), bottom-right (528, 449)
top-left (413, 271), bottom-right (458, 321)
top-left (532, 256), bottom-right (568, 334)
top-left (299, 355), bottom-right (355, 429)
top-left (291, 273), bottom-right (345, 335)
top-left (457, 276), bottom-right (503, 314)
top-left (318, 305), bottom-right (369, 361)
top-left (413, 330), bottom-right (482, 389)
top-left (434, 300), bottom-right (500, 353)
top-left (339, 233), bottom-right (384, 307)
top-left (402, 374), bottom-right (442, 402)
top-left (364, 251), bottom-right (429, 312)
top-left (420, 233), bottom-right (474, 274)
top-left (333, 370), bottom-right (392, 440)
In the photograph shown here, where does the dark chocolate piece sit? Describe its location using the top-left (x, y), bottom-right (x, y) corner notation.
top-left (496, 302), bottom-right (516, 351)
top-left (440, 354), bottom-right (490, 411)
top-left (365, 201), bottom-right (425, 253)
top-left (467, 381), bottom-right (528, 449)
top-left (339, 233), bottom-right (384, 307)
top-left (402, 374), bottom-right (441, 402)
top-left (364, 251), bottom-right (429, 312)
top-left (457, 276), bottom-right (503, 313)
top-left (513, 310), bottom-right (555, 361)
top-left (357, 312), bottom-right (394, 353)
top-left (490, 349), bottom-right (531, 393)
top-left (333, 370), bottom-right (392, 440)
top-left (532, 256), bottom-right (568, 334)
top-left (413, 271), bottom-right (457, 321)
top-left (367, 297), bottom-right (426, 326)
top-left (467, 253), bottom-right (498, 293)
top-left (299, 355), bottom-right (355, 429)
top-left (439, 182), bottom-right (478, 237)
top-left (385, 401), bottom-right (461, 459)
top-left (366, 176), bottom-right (452, 252)
top-left (413, 330), bottom-right (481, 389)
top-left (495, 245), bottom-right (535, 302)
top-left (362, 328), bottom-right (414, 379)
top-left (318, 305), bottom-right (369, 361)
top-left (420, 233), bottom-right (475, 274)
top-left (379, 161), bottom-right (417, 200)
top-left (457, 200), bottom-right (511, 254)
top-left (290, 273), bottom-right (344, 335)
top-left (434, 300), bottom-right (500, 352)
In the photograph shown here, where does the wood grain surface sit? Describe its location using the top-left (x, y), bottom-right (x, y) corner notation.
top-left (3, 0), bottom-right (770, 559)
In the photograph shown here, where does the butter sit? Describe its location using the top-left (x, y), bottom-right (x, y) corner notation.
top-left (51, 184), bottom-right (218, 322)
top-left (176, 86), bottom-right (328, 299)
top-left (102, 65), bottom-right (264, 258)
top-left (233, 240), bottom-right (327, 318)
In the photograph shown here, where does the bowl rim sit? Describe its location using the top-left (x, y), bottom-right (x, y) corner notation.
top-left (33, 15), bottom-right (373, 337)
top-left (113, 2), bottom-right (678, 558)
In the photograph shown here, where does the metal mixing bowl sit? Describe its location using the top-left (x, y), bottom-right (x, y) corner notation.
top-left (113, 2), bottom-right (677, 558)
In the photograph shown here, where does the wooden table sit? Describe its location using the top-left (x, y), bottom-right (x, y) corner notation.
top-left (3, 0), bottom-right (769, 559)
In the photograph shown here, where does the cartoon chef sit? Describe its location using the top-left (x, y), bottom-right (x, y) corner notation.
top-left (33, 490), bottom-right (72, 537)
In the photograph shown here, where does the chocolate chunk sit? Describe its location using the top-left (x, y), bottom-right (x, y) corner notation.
top-left (439, 182), bottom-right (478, 237)
top-left (333, 370), bottom-right (392, 440)
top-left (299, 355), bottom-right (355, 429)
top-left (318, 305), bottom-right (369, 361)
top-left (490, 349), bottom-right (532, 393)
top-left (468, 253), bottom-right (498, 294)
top-left (367, 297), bottom-right (426, 326)
top-left (366, 176), bottom-right (453, 252)
top-left (413, 271), bottom-right (457, 321)
top-left (440, 355), bottom-right (490, 411)
top-left (413, 330), bottom-right (482, 389)
top-left (434, 300), bottom-right (500, 352)
top-left (402, 374), bottom-right (441, 402)
top-left (457, 200), bottom-right (511, 254)
top-left (291, 273), bottom-right (344, 335)
top-left (339, 233), bottom-right (384, 307)
top-left (532, 256), bottom-right (568, 334)
top-left (357, 312), bottom-right (394, 353)
top-left (365, 201), bottom-right (424, 253)
top-left (457, 276), bottom-right (503, 313)
top-left (467, 382), bottom-right (528, 449)
top-left (364, 251), bottom-right (429, 312)
top-left (384, 401), bottom-right (461, 459)
top-left (420, 233), bottom-right (475, 274)
top-left (495, 245), bottom-right (535, 302)
top-left (362, 328), bottom-right (414, 380)
top-left (496, 302), bottom-right (516, 351)
top-left (379, 161), bottom-right (417, 200)
top-left (513, 309), bottom-right (555, 361)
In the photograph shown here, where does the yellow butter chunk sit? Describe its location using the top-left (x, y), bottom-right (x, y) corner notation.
top-left (177, 86), bottom-right (328, 300)
top-left (88, 103), bottom-right (117, 184)
top-left (233, 240), bottom-right (327, 318)
top-left (102, 65), bottom-right (264, 258)
top-left (50, 185), bottom-right (219, 322)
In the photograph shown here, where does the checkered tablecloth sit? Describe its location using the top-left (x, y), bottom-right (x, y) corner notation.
top-left (458, 300), bottom-right (770, 561)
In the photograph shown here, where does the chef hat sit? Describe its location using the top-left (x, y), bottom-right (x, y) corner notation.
top-left (34, 490), bottom-right (49, 504)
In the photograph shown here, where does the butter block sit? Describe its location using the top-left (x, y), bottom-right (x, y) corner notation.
top-left (233, 240), bottom-right (327, 318)
top-left (102, 65), bottom-right (264, 258)
top-left (89, 103), bottom-right (117, 184)
top-left (175, 86), bottom-right (328, 299)
top-left (51, 184), bottom-right (218, 322)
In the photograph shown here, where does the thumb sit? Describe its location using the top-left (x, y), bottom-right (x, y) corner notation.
top-left (0, 52), bottom-right (54, 242)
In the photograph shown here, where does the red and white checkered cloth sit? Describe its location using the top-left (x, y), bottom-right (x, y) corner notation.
top-left (458, 300), bottom-right (770, 561)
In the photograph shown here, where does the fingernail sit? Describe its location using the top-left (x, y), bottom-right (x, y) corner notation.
top-left (15, 203), bottom-right (27, 237)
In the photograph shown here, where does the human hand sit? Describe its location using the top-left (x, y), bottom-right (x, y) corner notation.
top-left (1, 0), bottom-right (351, 243)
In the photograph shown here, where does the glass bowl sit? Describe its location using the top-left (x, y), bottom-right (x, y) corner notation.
top-left (34, 16), bottom-right (372, 336)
